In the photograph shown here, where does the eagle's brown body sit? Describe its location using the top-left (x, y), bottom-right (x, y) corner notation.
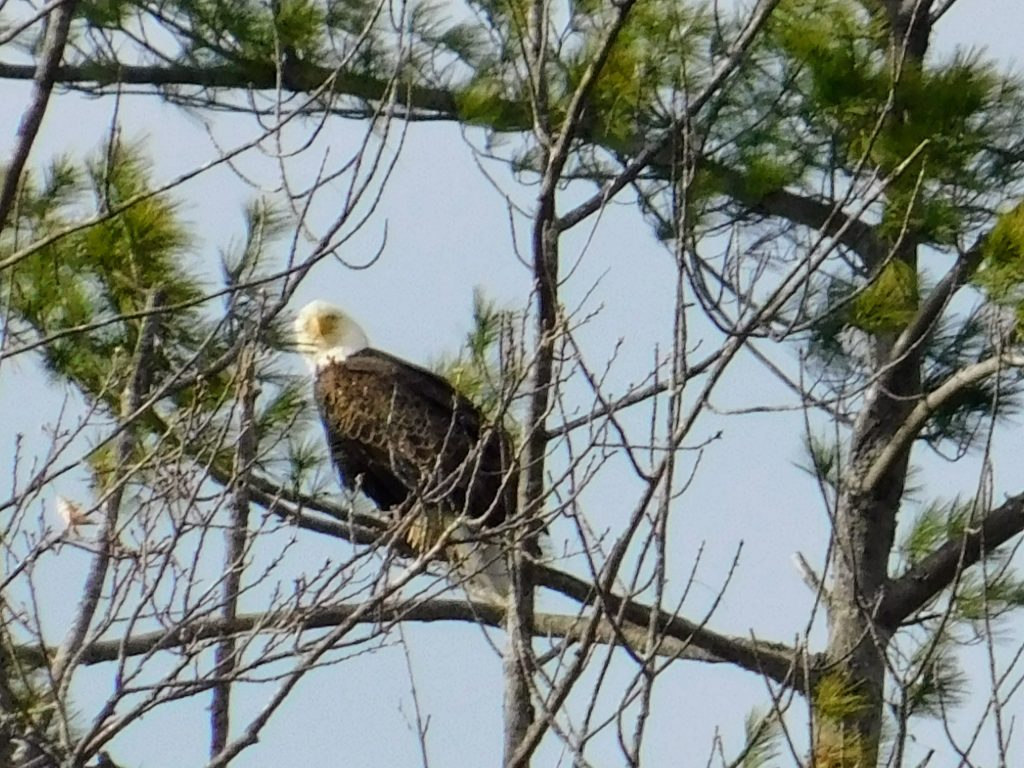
top-left (296, 299), bottom-right (533, 597)
top-left (313, 348), bottom-right (516, 538)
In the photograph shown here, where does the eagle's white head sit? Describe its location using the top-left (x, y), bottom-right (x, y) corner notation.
top-left (294, 300), bottom-right (370, 370)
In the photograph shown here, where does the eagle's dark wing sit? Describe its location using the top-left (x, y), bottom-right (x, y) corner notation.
top-left (314, 349), bottom-right (515, 529)
top-left (344, 349), bottom-right (487, 435)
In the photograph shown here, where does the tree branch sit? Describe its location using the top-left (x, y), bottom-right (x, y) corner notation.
top-left (545, 348), bottom-right (720, 439)
top-left (210, 345), bottom-right (258, 757)
top-left (0, 0), bottom-right (77, 229)
top-left (879, 491), bottom-right (1024, 630)
top-left (858, 353), bottom-right (1024, 494)
top-left (532, 564), bottom-right (812, 691)
top-left (0, 60), bottom-right (458, 116)
top-left (0, 30), bottom-right (876, 268)
top-left (882, 234), bottom-right (987, 388)
top-left (555, 0), bottom-right (783, 232)
top-left (203, 477), bottom-right (815, 693)
top-left (12, 593), bottom-right (810, 690)
top-left (709, 161), bottom-right (888, 268)
top-left (51, 289), bottom-right (163, 686)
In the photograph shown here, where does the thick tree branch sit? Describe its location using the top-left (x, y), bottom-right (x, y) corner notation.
top-left (532, 565), bottom-right (812, 691)
top-left (709, 161), bottom-right (888, 268)
top-left (210, 476), bottom-right (814, 692)
top-left (859, 353), bottom-right (1024, 494)
top-left (1, 0), bottom-right (777, 232)
top-left (0, 35), bottom-right (875, 264)
top-left (243, 474), bottom-right (392, 545)
top-left (0, 60), bottom-right (459, 116)
top-left (12, 593), bottom-right (810, 689)
top-left (885, 0), bottom-right (935, 62)
top-left (544, 1), bottom-right (636, 188)
top-left (879, 491), bottom-right (1024, 630)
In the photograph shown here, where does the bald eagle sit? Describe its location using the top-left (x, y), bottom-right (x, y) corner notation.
top-left (295, 300), bottom-right (521, 598)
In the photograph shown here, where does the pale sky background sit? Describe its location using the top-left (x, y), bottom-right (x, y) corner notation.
top-left (2, 1), bottom-right (1024, 766)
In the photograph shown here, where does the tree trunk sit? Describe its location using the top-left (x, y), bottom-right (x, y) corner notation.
top-left (821, 318), bottom-right (920, 765)
top-left (818, 3), bottom-right (936, 761)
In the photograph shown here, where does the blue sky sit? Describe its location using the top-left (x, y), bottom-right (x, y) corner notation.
top-left (3, 1), bottom-right (1024, 765)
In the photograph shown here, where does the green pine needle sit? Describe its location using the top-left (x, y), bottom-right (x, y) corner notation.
top-left (736, 708), bottom-right (782, 768)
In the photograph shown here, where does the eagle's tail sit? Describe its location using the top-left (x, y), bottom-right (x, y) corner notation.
top-left (448, 529), bottom-right (511, 602)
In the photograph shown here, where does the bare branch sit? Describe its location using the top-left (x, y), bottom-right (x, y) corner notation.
top-left (12, 595), bottom-right (804, 683)
top-left (709, 161), bottom-right (888, 268)
top-left (51, 289), bottom-right (164, 687)
top-left (0, 0), bottom-right (77, 229)
top-left (533, 565), bottom-right (812, 692)
top-left (210, 345), bottom-right (258, 757)
top-left (882, 234), bottom-right (988, 387)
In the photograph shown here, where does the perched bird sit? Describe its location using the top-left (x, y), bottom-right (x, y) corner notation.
top-left (294, 300), bottom-right (522, 599)
top-left (55, 496), bottom-right (96, 536)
